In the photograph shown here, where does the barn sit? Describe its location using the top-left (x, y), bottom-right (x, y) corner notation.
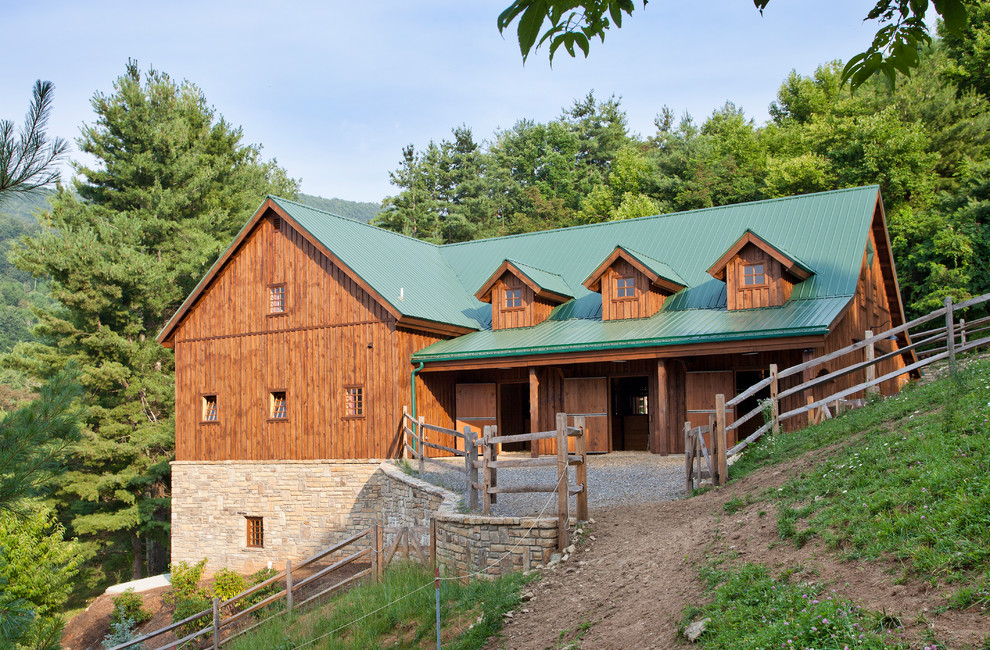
top-left (158, 185), bottom-right (910, 569)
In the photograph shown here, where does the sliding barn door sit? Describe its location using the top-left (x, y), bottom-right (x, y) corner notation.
top-left (564, 377), bottom-right (609, 453)
top-left (685, 371), bottom-right (735, 449)
top-left (455, 383), bottom-right (497, 450)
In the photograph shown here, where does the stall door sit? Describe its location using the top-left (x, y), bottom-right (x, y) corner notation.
top-left (455, 383), bottom-right (497, 450)
top-left (564, 377), bottom-right (609, 453)
top-left (686, 371), bottom-right (736, 449)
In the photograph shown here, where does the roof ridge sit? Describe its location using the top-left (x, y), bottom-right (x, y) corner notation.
top-left (269, 195), bottom-right (443, 249)
top-left (506, 258), bottom-right (565, 277)
top-left (439, 185), bottom-right (880, 248)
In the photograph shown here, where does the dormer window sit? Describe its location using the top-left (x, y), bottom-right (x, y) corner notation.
top-left (505, 288), bottom-right (522, 309)
top-left (615, 276), bottom-right (635, 298)
top-left (743, 264), bottom-right (766, 287)
top-left (476, 260), bottom-right (573, 330)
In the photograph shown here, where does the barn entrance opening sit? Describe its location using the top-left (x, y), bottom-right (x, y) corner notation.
top-left (735, 369), bottom-right (768, 443)
top-left (498, 382), bottom-right (530, 452)
top-left (610, 376), bottom-right (650, 451)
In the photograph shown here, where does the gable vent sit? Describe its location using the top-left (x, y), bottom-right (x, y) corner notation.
top-left (272, 217), bottom-right (281, 231)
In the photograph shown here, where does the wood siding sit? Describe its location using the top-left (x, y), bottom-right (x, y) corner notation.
top-left (599, 259), bottom-right (667, 321)
top-left (490, 273), bottom-right (557, 330)
top-left (172, 215), bottom-right (455, 461)
top-left (725, 244), bottom-right (794, 310)
top-left (563, 377), bottom-right (609, 452)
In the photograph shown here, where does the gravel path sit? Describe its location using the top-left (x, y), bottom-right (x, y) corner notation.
top-left (415, 451), bottom-right (686, 516)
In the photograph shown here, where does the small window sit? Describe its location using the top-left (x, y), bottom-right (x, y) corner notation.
top-left (269, 391), bottom-right (287, 420)
top-left (504, 288), bottom-right (522, 309)
top-left (743, 264), bottom-right (766, 286)
top-left (246, 517), bottom-right (264, 548)
top-left (269, 284), bottom-right (286, 314)
top-left (345, 386), bottom-right (364, 418)
top-left (616, 276), bottom-right (635, 298)
top-left (202, 394), bottom-right (218, 423)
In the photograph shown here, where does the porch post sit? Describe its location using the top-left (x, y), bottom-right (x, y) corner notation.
top-left (653, 359), bottom-right (669, 455)
top-left (529, 367), bottom-right (540, 457)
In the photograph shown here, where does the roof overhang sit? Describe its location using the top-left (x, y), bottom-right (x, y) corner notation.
top-left (707, 230), bottom-right (814, 283)
top-left (475, 259), bottom-right (572, 304)
top-left (583, 246), bottom-right (687, 294)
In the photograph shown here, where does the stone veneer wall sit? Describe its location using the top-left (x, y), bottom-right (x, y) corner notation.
top-left (170, 460), bottom-right (383, 574)
top-left (171, 459), bottom-right (559, 577)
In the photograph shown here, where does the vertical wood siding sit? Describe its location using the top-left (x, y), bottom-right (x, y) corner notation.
top-left (599, 259), bottom-right (667, 321)
top-left (490, 272), bottom-right (556, 329)
top-left (725, 244), bottom-right (793, 310)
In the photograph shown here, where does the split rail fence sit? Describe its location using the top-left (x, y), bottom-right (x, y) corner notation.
top-left (689, 292), bottom-right (990, 490)
top-left (109, 522), bottom-right (427, 650)
top-left (402, 409), bottom-right (588, 550)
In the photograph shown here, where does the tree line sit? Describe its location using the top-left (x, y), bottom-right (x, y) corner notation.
top-left (376, 14), bottom-right (990, 317)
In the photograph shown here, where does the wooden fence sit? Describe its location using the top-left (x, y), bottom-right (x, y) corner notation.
top-left (110, 522), bottom-right (426, 650)
top-left (402, 410), bottom-right (588, 551)
top-left (691, 292), bottom-right (990, 489)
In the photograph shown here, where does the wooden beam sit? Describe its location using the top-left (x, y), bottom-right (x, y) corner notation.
top-left (653, 359), bottom-right (669, 455)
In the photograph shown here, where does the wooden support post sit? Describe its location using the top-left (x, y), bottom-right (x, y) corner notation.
top-left (946, 296), bottom-right (957, 376)
top-left (490, 425), bottom-right (498, 505)
top-left (806, 395), bottom-right (815, 425)
top-left (575, 416), bottom-right (588, 522)
top-left (417, 415), bottom-right (426, 474)
top-left (529, 367), bottom-right (540, 458)
top-left (684, 422), bottom-right (693, 493)
top-left (960, 318), bottom-right (967, 345)
top-left (402, 405), bottom-right (410, 460)
top-left (370, 521), bottom-right (381, 582)
top-left (555, 412), bottom-right (569, 552)
top-left (430, 517), bottom-right (437, 571)
top-left (403, 527), bottom-right (410, 560)
top-left (285, 559), bottom-right (294, 614)
top-left (465, 427), bottom-right (478, 511)
top-left (769, 364), bottom-right (780, 435)
top-left (212, 597), bottom-right (220, 650)
top-left (865, 329), bottom-right (879, 397)
top-left (482, 426), bottom-right (493, 515)
top-left (715, 394), bottom-right (727, 486)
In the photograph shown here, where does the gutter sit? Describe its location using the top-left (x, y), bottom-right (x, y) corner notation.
top-left (409, 362), bottom-right (425, 454)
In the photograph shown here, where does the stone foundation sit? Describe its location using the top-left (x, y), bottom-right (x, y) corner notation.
top-left (171, 459), bottom-right (559, 578)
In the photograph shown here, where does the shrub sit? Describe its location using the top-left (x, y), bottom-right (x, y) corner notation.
top-left (244, 566), bottom-right (283, 619)
top-left (103, 617), bottom-right (146, 650)
top-left (212, 568), bottom-right (247, 602)
top-left (110, 588), bottom-right (152, 627)
top-left (164, 559), bottom-right (212, 637)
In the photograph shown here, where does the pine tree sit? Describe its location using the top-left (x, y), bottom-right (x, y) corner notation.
top-left (6, 61), bottom-right (298, 581)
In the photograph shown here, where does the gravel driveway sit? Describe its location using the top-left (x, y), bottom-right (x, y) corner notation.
top-left (414, 451), bottom-right (686, 516)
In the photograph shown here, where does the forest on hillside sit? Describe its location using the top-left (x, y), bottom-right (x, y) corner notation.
top-left (0, 3), bottom-right (988, 647)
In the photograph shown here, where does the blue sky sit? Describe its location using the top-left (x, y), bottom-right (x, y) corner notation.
top-left (1, 1), bottom-right (885, 204)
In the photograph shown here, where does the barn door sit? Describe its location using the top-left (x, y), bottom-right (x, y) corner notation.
top-left (564, 377), bottom-right (609, 453)
top-left (455, 383), bottom-right (497, 450)
top-left (685, 371), bottom-right (735, 449)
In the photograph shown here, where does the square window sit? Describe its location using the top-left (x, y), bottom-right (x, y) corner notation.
top-left (269, 284), bottom-right (286, 314)
top-left (246, 517), bottom-right (263, 548)
top-left (616, 276), bottom-right (635, 298)
top-left (504, 288), bottom-right (522, 309)
top-left (202, 394), bottom-right (218, 423)
top-left (743, 264), bottom-right (766, 286)
top-left (345, 386), bottom-right (364, 418)
top-left (270, 391), bottom-right (287, 420)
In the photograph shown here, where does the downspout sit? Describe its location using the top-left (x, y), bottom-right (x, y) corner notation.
top-left (410, 362), bottom-right (425, 454)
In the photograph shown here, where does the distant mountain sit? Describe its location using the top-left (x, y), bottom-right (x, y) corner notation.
top-left (295, 193), bottom-right (381, 223)
top-left (0, 190), bottom-right (55, 225)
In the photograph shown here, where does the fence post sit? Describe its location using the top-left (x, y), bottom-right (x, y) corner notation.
top-left (769, 364), bottom-right (780, 435)
top-left (555, 412), bottom-right (570, 552)
top-left (430, 517), bottom-right (437, 570)
top-left (417, 416), bottom-right (426, 474)
top-left (574, 416), bottom-right (588, 522)
top-left (465, 427), bottom-right (478, 511)
top-left (715, 394), bottom-right (727, 486)
top-left (212, 596), bottom-right (220, 650)
top-left (482, 425), bottom-right (493, 515)
top-left (864, 329), bottom-right (879, 397)
top-left (946, 296), bottom-right (957, 376)
top-left (490, 425), bottom-right (498, 505)
top-left (402, 405), bottom-right (410, 460)
top-left (806, 395), bottom-right (816, 425)
top-left (370, 521), bottom-right (380, 583)
top-left (960, 318), bottom-right (967, 345)
top-left (285, 559), bottom-right (294, 614)
top-left (684, 422), bottom-right (693, 493)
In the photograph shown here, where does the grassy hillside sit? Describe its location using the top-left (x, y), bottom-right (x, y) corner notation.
top-left (0, 189), bottom-right (55, 225)
top-left (296, 193), bottom-right (381, 223)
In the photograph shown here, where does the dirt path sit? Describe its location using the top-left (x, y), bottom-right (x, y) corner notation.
top-left (489, 444), bottom-right (988, 649)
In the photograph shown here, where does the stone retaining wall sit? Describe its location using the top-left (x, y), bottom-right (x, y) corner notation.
top-left (171, 459), bottom-right (559, 577)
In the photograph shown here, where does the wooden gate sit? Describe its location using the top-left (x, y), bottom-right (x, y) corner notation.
top-left (564, 377), bottom-right (609, 452)
top-left (455, 383), bottom-right (496, 451)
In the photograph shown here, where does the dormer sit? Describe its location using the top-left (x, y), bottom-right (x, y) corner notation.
top-left (583, 246), bottom-right (686, 321)
top-left (475, 260), bottom-right (572, 330)
top-left (707, 230), bottom-right (813, 310)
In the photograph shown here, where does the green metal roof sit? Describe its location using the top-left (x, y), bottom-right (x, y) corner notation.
top-left (500, 259), bottom-right (574, 298)
top-left (616, 246), bottom-right (687, 288)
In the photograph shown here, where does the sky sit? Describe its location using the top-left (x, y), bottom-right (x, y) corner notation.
top-left (1, 1), bottom-right (888, 204)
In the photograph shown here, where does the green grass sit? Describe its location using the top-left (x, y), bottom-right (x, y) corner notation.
top-left (684, 562), bottom-right (913, 649)
top-left (226, 562), bottom-right (533, 649)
